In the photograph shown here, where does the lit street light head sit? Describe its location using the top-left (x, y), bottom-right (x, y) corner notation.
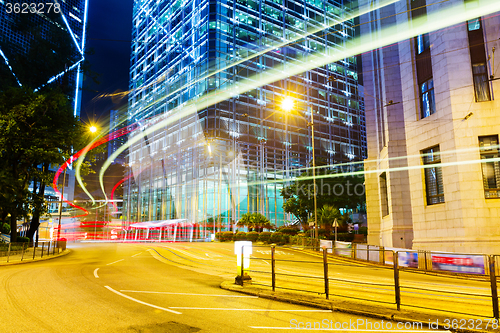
top-left (89, 126), bottom-right (97, 133)
top-left (281, 97), bottom-right (294, 112)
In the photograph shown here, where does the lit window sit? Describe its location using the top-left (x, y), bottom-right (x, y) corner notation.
top-left (479, 135), bottom-right (500, 199)
top-left (472, 63), bottom-right (491, 102)
top-left (468, 18), bottom-right (481, 31)
top-left (422, 146), bottom-right (444, 205)
top-left (420, 78), bottom-right (435, 118)
top-left (416, 33), bottom-right (430, 54)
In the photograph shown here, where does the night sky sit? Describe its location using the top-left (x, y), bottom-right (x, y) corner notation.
top-left (81, 0), bottom-right (134, 124)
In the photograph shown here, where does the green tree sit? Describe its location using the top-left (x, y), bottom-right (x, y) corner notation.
top-left (0, 10), bottom-right (99, 242)
top-left (281, 168), bottom-right (365, 230)
top-left (0, 87), bottom-right (92, 242)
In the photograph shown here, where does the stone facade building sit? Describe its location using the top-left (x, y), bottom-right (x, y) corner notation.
top-left (361, 0), bottom-right (500, 253)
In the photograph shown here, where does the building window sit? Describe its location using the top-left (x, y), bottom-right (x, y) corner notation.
top-left (422, 145), bottom-right (444, 205)
top-left (420, 78), bottom-right (436, 118)
top-left (479, 135), bottom-right (500, 199)
top-left (467, 18), bottom-right (491, 102)
top-left (472, 63), bottom-right (491, 102)
top-left (468, 18), bottom-right (481, 31)
top-left (380, 172), bottom-right (389, 216)
top-left (416, 33), bottom-right (430, 54)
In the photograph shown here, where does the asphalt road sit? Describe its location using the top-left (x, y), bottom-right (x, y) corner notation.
top-left (0, 242), bottom-right (446, 333)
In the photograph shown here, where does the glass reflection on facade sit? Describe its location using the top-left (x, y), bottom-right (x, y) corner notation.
top-left (125, 0), bottom-right (366, 236)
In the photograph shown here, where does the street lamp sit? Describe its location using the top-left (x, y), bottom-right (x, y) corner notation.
top-left (279, 96), bottom-right (319, 250)
top-left (281, 97), bottom-right (293, 225)
top-left (281, 97), bottom-right (294, 112)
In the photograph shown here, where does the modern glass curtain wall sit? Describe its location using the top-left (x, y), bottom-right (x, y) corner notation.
top-left (124, 0), bottom-right (365, 234)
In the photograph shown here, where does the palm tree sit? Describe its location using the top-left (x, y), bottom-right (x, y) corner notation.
top-left (318, 205), bottom-right (342, 237)
top-left (237, 213), bottom-right (273, 232)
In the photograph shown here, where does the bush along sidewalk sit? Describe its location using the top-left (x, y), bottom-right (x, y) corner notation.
top-left (214, 229), bottom-right (348, 245)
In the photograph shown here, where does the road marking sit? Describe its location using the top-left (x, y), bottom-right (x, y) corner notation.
top-left (256, 250), bottom-right (293, 256)
top-left (174, 248), bottom-right (209, 260)
top-left (93, 268), bottom-right (99, 278)
top-left (260, 260), bottom-right (271, 266)
top-left (106, 259), bottom-right (124, 266)
top-left (132, 252), bottom-right (142, 257)
top-left (120, 290), bottom-right (258, 298)
top-left (249, 328), bottom-right (448, 332)
top-left (205, 253), bottom-right (223, 258)
top-left (104, 286), bottom-right (182, 315)
top-left (168, 307), bottom-right (332, 312)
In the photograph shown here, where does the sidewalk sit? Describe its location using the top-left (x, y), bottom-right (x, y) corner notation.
top-left (221, 281), bottom-right (497, 333)
top-left (0, 246), bottom-right (70, 266)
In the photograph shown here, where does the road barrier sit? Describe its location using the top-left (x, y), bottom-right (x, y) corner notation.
top-left (0, 241), bottom-right (64, 263)
top-left (241, 244), bottom-right (500, 320)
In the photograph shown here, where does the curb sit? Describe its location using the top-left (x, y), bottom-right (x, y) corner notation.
top-left (220, 280), bottom-right (496, 333)
top-left (0, 249), bottom-right (71, 266)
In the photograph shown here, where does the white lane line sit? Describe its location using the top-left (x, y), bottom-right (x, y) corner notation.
top-left (169, 307), bottom-right (332, 312)
top-left (260, 260), bottom-right (271, 266)
top-left (106, 259), bottom-right (124, 266)
top-left (132, 252), bottom-right (142, 257)
top-left (249, 328), bottom-right (448, 332)
top-left (104, 286), bottom-right (182, 315)
top-left (93, 268), bottom-right (99, 278)
top-left (120, 290), bottom-right (258, 298)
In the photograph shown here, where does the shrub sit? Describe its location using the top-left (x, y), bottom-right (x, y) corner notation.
top-left (269, 232), bottom-right (284, 245)
top-left (221, 231), bottom-right (234, 242)
top-left (246, 231), bottom-right (259, 242)
top-left (332, 233), bottom-right (354, 242)
top-left (17, 236), bottom-right (30, 243)
top-left (282, 234), bottom-right (290, 244)
top-left (258, 231), bottom-right (272, 243)
top-left (234, 231), bottom-right (247, 241)
top-left (359, 227), bottom-right (368, 235)
top-left (215, 232), bottom-right (223, 241)
top-left (277, 226), bottom-right (299, 236)
top-left (1, 223), bottom-right (10, 234)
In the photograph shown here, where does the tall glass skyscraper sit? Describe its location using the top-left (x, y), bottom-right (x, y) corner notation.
top-left (0, 0), bottom-right (88, 116)
top-left (0, 0), bottom-right (89, 202)
top-left (125, 0), bottom-right (365, 234)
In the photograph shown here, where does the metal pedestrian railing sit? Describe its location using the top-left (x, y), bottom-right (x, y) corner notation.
top-left (237, 244), bottom-right (500, 320)
top-left (0, 241), bottom-right (66, 263)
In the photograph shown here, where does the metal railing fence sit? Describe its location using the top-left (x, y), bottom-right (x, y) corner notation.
top-left (237, 244), bottom-right (500, 319)
top-left (0, 241), bottom-right (65, 263)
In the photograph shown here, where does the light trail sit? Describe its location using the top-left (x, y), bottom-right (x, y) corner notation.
top-left (101, 0), bottom-right (500, 191)
top-left (110, 175), bottom-right (131, 215)
top-left (53, 123), bottom-right (140, 216)
top-left (100, 0), bottom-right (397, 104)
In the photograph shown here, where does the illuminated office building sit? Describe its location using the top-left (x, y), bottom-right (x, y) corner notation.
top-left (125, 0), bottom-right (366, 233)
top-left (0, 0), bottom-right (89, 202)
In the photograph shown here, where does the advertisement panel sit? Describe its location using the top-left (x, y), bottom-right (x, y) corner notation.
top-left (384, 248), bottom-right (417, 267)
top-left (398, 251), bottom-right (419, 268)
top-left (320, 240), bottom-right (333, 253)
top-left (335, 241), bottom-right (352, 257)
top-left (431, 253), bottom-right (485, 275)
